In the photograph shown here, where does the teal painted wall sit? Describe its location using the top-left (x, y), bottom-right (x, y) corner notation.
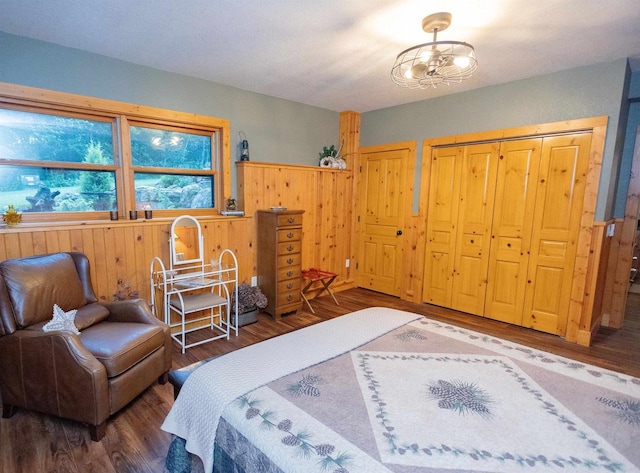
top-left (615, 69), bottom-right (640, 216)
top-left (0, 32), bottom-right (632, 219)
top-left (0, 32), bottom-right (340, 198)
top-left (361, 59), bottom-right (630, 220)
top-left (630, 69), bottom-right (640, 98)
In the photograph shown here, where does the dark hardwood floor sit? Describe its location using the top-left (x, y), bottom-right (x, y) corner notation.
top-left (2, 288), bottom-right (639, 472)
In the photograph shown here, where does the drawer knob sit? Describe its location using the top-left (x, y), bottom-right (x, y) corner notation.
top-left (287, 217), bottom-right (295, 223)
top-left (287, 245), bottom-right (294, 252)
top-left (286, 271), bottom-right (294, 277)
top-left (507, 243), bottom-right (511, 248)
top-left (287, 232), bottom-right (294, 238)
top-left (287, 283), bottom-right (293, 289)
top-left (287, 258), bottom-right (294, 264)
top-left (287, 294), bottom-right (293, 301)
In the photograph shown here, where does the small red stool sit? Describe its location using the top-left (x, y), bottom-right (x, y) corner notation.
top-left (301, 268), bottom-right (339, 314)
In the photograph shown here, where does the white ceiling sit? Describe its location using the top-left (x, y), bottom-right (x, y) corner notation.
top-left (1, 0), bottom-right (640, 112)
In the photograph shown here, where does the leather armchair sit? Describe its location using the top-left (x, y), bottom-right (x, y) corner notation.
top-left (0, 252), bottom-right (172, 441)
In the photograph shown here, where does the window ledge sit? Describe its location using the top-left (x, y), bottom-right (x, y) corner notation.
top-left (0, 214), bottom-right (253, 232)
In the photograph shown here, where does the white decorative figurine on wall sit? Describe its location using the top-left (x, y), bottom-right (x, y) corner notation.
top-left (318, 143), bottom-right (346, 169)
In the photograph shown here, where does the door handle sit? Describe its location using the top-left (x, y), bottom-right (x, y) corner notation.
top-left (396, 230), bottom-right (403, 236)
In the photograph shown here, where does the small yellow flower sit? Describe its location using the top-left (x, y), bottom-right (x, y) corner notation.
top-left (2, 205), bottom-right (22, 226)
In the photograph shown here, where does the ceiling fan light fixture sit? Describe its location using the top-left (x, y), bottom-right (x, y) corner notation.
top-left (391, 12), bottom-right (477, 89)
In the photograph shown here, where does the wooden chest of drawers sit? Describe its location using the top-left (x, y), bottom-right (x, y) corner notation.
top-left (257, 209), bottom-right (304, 320)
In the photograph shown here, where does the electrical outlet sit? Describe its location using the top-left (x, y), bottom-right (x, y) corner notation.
top-left (606, 223), bottom-right (615, 237)
top-left (345, 258), bottom-right (350, 268)
top-left (251, 276), bottom-right (257, 286)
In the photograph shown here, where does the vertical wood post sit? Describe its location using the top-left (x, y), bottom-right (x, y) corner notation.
top-left (607, 126), bottom-right (640, 328)
top-left (340, 111), bottom-right (361, 286)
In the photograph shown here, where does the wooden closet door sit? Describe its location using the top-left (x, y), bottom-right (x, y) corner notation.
top-left (357, 148), bottom-right (409, 296)
top-left (423, 146), bottom-right (463, 307)
top-left (484, 139), bottom-right (541, 324)
top-left (522, 133), bottom-right (592, 335)
top-left (451, 143), bottom-right (499, 315)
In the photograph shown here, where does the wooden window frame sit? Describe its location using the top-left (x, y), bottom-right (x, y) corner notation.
top-left (0, 82), bottom-right (231, 223)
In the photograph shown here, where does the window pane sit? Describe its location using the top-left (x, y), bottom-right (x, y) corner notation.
top-left (0, 108), bottom-right (114, 163)
top-left (130, 125), bottom-right (212, 170)
top-left (0, 165), bottom-right (116, 212)
top-left (134, 173), bottom-right (213, 209)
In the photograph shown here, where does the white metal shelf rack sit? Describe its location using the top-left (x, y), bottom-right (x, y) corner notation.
top-left (149, 216), bottom-right (238, 353)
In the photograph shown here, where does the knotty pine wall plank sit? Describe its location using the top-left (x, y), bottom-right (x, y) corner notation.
top-left (237, 162), bottom-right (355, 291)
top-left (0, 218), bottom-right (255, 305)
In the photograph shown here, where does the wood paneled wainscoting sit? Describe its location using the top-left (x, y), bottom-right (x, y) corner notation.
top-left (237, 161), bottom-right (357, 293)
top-left (0, 162), bottom-right (358, 319)
top-left (0, 217), bottom-right (256, 314)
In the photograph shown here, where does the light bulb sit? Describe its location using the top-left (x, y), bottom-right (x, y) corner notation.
top-left (420, 50), bottom-right (432, 62)
top-left (454, 55), bottom-right (470, 68)
top-left (410, 63), bottom-right (427, 78)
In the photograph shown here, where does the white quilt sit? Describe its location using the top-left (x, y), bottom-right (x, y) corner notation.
top-left (161, 307), bottom-right (421, 473)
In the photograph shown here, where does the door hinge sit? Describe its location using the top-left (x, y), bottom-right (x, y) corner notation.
top-left (357, 215), bottom-right (360, 222)
top-left (356, 262), bottom-right (359, 270)
top-left (359, 165), bottom-right (362, 172)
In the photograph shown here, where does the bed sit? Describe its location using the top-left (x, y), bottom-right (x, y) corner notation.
top-left (162, 307), bottom-right (640, 472)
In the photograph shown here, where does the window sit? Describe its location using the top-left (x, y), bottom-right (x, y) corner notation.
top-left (0, 107), bottom-right (117, 214)
top-left (0, 83), bottom-right (229, 222)
top-left (129, 123), bottom-right (215, 210)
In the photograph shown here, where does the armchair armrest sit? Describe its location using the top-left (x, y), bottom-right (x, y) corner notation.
top-left (0, 330), bottom-right (109, 426)
top-left (102, 299), bottom-right (172, 371)
top-left (103, 299), bottom-right (159, 324)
